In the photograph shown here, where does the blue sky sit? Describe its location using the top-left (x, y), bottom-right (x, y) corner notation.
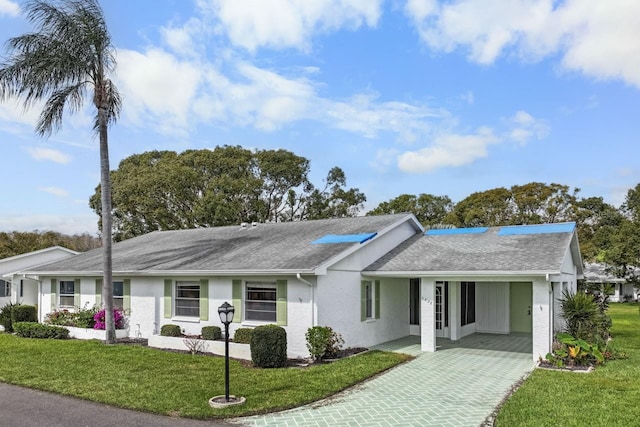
top-left (0, 0), bottom-right (638, 235)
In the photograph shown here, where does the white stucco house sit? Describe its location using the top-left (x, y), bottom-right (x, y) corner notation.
top-left (17, 214), bottom-right (583, 361)
top-left (0, 246), bottom-right (78, 312)
top-left (583, 262), bottom-right (638, 302)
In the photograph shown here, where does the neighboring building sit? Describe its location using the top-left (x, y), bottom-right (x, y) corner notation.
top-left (583, 262), bottom-right (638, 302)
top-left (19, 215), bottom-right (583, 361)
top-left (0, 246), bottom-right (79, 314)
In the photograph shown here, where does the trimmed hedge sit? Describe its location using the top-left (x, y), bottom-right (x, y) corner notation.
top-left (233, 328), bottom-right (253, 344)
top-left (13, 305), bottom-right (37, 324)
top-left (13, 322), bottom-right (69, 339)
top-left (0, 302), bottom-right (17, 332)
top-left (160, 324), bottom-right (181, 337)
top-left (251, 324), bottom-right (287, 368)
top-left (201, 326), bottom-right (221, 340)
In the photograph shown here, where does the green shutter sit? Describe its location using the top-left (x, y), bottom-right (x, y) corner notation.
top-left (232, 279), bottom-right (242, 323)
top-left (50, 279), bottom-right (57, 311)
top-left (361, 281), bottom-right (367, 321)
top-left (276, 279), bottom-right (287, 326)
top-left (123, 279), bottom-right (131, 311)
top-left (375, 280), bottom-right (381, 319)
top-left (95, 279), bottom-right (103, 307)
top-left (200, 279), bottom-right (209, 321)
top-left (163, 279), bottom-right (172, 318)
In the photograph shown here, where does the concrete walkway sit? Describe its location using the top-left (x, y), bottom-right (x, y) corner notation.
top-left (236, 334), bottom-right (536, 427)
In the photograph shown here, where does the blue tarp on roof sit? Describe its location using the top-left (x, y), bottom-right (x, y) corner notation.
top-left (498, 223), bottom-right (576, 236)
top-left (311, 233), bottom-right (377, 244)
top-left (425, 227), bottom-right (488, 236)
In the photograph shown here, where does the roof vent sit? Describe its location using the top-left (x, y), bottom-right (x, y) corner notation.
top-left (240, 222), bottom-right (248, 229)
top-left (251, 222), bottom-right (258, 228)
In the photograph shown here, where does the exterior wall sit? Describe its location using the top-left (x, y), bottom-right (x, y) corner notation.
top-left (38, 274), bottom-right (314, 359)
top-left (420, 279), bottom-right (435, 351)
top-left (532, 278), bottom-right (551, 361)
top-left (475, 282), bottom-right (509, 334)
top-left (316, 271), bottom-right (410, 350)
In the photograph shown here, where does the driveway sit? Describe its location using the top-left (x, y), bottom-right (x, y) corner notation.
top-left (0, 382), bottom-right (232, 427)
top-left (237, 333), bottom-right (536, 427)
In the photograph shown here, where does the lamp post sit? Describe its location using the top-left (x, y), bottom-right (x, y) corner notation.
top-left (218, 301), bottom-right (235, 402)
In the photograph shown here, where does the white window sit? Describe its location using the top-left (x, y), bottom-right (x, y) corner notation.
top-left (175, 281), bottom-right (200, 317)
top-left (245, 282), bottom-right (276, 322)
top-left (59, 281), bottom-right (75, 307)
top-left (113, 281), bottom-right (124, 310)
top-left (0, 280), bottom-right (10, 297)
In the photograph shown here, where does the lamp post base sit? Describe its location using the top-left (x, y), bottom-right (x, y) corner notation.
top-left (208, 395), bottom-right (246, 409)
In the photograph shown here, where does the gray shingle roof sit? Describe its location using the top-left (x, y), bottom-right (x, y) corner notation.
top-left (365, 226), bottom-right (575, 273)
top-left (28, 214), bottom-right (414, 274)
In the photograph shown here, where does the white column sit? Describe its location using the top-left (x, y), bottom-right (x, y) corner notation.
top-left (421, 278), bottom-right (436, 352)
top-left (449, 281), bottom-right (459, 341)
top-left (532, 278), bottom-right (551, 362)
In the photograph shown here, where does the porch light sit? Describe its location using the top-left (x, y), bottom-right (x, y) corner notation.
top-left (218, 301), bottom-right (235, 325)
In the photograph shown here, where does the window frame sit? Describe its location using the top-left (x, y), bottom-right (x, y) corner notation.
top-left (460, 281), bottom-right (476, 326)
top-left (59, 280), bottom-right (75, 308)
top-left (0, 280), bottom-right (10, 298)
top-left (174, 281), bottom-right (200, 318)
top-left (244, 281), bottom-right (277, 323)
top-left (113, 281), bottom-right (124, 310)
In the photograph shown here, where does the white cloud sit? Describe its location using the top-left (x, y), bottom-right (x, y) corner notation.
top-left (404, 0), bottom-right (640, 88)
top-left (26, 147), bottom-right (71, 164)
top-left (38, 187), bottom-right (69, 197)
top-left (0, 0), bottom-right (19, 17)
top-left (203, 0), bottom-right (383, 51)
top-left (505, 110), bottom-right (549, 145)
top-left (370, 148), bottom-right (400, 172)
top-left (0, 214), bottom-right (97, 235)
top-left (398, 127), bottom-right (498, 173)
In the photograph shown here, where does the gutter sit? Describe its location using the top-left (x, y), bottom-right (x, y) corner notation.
top-left (20, 268), bottom-right (316, 277)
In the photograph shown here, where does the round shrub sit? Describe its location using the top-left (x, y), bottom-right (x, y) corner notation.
top-left (12, 305), bottom-right (37, 324)
top-left (251, 324), bottom-right (287, 368)
top-left (13, 322), bottom-right (69, 339)
top-left (0, 302), bottom-right (18, 332)
top-left (160, 324), bottom-right (182, 337)
top-left (201, 326), bottom-right (221, 340)
top-left (233, 327), bottom-right (253, 344)
top-left (305, 326), bottom-right (344, 361)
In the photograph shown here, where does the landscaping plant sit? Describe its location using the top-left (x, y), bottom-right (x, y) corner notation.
top-left (251, 324), bottom-right (287, 368)
top-left (305, 326), bottom-right (345, 361)
top-left (93, 308), bottom-right (125, 329)
top-left (201, 326), bottom-right (221, 340)
top-left (160, 324), bottom-right (181, 337)
top-left (233, 327), bottom-right (253, 344)
top-left (13, 322), bottom-right (69, 339)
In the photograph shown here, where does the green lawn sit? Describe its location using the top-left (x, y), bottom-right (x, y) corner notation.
top-left (0, 335), bottom-right (410, 419)
top-left (496, 303), bottom-right (640, 427)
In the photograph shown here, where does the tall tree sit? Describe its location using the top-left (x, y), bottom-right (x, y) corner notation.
top-left (368, 193), bottom-right (453, 225)
top-left (305, 167), bottom-right (366, 220)
top-left (0, 0), bottom-right (121, 342)
top-left (446, 187), bottom-right (514, 227)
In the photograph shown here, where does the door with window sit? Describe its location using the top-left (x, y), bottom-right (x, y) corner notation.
top-left (435, 281), bottom-right (449, 338)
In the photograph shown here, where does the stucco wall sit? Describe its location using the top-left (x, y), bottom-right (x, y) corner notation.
top-left (316, 271), bottom-right (409, 349)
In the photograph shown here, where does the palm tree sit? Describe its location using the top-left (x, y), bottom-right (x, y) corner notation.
top-left (0, 0), bottom-right (121, 343)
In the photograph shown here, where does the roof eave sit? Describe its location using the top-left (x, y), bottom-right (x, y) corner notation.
top-left (363, 270), bottom-right (561, 279)
top-left (20, 268), bottom-right (316, 278)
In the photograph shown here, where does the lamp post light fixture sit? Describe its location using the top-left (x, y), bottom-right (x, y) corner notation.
top-left (218, 301), bottom-right (235, 402)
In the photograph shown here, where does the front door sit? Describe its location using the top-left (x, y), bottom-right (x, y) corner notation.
top-left (510, 282), bottom-right (532, 333)
top-left (435, 281), bottom-right (449, 338)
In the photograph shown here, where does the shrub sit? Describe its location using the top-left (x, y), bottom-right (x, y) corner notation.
top-left (160, 324), bottom-right (181, 337)
top-left (560, 290), bottom-right (599, 341)
top-left (13, 322), bottom-right (69, 339)
top-left (75, 305), bottom-right (98, 328)
top-left (0, 302), bottom-right (18, 332)
top-left (305, 326), bottom-right (344, 361)
top-left (12, 305), bottom-right (37, 324)
top-left (201, 326), bottom-right (221, 340)
top-left (233, 328), bottom-right (253, 344)
top-left (251, 324), bottom-right (287, 368)
top-left (93, 309), bottom-right (125, 330)
top-left (45, 305), bottom-right (103, 329)
top-left (45, 309), bottom-right (75, 326)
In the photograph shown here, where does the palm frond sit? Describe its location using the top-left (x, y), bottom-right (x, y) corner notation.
top-left (36, 82), bottom-right (85, 136)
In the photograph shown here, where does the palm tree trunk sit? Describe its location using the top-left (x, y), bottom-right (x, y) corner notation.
top-left (98, 103), bottom-right (115, 344)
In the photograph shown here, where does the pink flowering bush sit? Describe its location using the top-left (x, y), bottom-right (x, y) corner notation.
top-left (93, 309), bottom-right (125, 330)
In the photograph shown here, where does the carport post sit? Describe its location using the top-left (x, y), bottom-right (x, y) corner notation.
top-left (420, 279), bottom-right (436, 352)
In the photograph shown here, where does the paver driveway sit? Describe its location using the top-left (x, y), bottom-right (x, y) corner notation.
top-left (237, 333), bottom-right (536, 427)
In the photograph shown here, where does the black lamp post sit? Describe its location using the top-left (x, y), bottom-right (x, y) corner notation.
top-left (218, 301), bottom-right (235, 402)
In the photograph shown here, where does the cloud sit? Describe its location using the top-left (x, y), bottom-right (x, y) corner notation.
top-left (202, 0), bottom-right (383, 51)
top-left (0, 0), bottom-right (19, 17)
top-left (404, 0), bottom-right (640, 88)
top-left (398, 127), bottom-right (498, 173)
top-left (506, 110), bottom-right (549, 145)
top-left (26, 147), bottom-right (71, 164)
top-left (38, 187), bottom-right (69, 197)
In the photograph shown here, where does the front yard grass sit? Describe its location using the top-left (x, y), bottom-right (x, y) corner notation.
top-left (0, 335), bottom-right (410, 419)
top-left (496, 303), bottom-right (640, 427)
